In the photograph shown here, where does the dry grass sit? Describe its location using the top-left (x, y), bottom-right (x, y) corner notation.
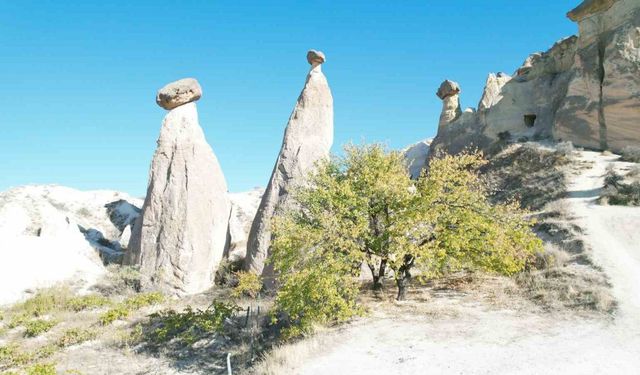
top-left (511, 185), bottom-right (617, 315)
top-left (481, 143), bottom-right (570, 210)
top-left (248, 331), bottom-right (328, 375)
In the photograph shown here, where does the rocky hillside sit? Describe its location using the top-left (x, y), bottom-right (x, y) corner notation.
top-left (430, 0), bottom-right (640, 156)
top-left (0, 185), bottom-right (262, 306)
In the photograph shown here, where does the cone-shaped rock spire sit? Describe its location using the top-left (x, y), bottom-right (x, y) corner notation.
top-left (244, 50), bottom-right (334, 280)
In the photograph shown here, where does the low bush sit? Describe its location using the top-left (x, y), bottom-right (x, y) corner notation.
top-left (232, 272), bottom-right (262, 299)
top-left (25, 363), bottom-right (56, 375)
top-left (23, 320), bottom-right (57, 338)
top-left (598, 168), bottom-right (640, 206)
top-left (99, 292), bottom-right (164, 325)
top-left (0, 345), bottom-right (32, 367)
top-left (56, 328), bottom-right (97, 348)
top-left (11, 287), bottom-right (71, 318)
top-left (146, 301), bottom-right (241, 346)
top-left (93, 266), bottom-right (143, 295)
top-left (620, 145), bottom-right (640, 163)
top-left (65, 294), bottom-right (111, 312)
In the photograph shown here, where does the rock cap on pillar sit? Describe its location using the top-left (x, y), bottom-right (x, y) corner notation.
top-left (307, 50), bottom-right (326, 66)
top-left (156, 78), bottom-right (203, 110)
top-left (436, 80), bottom-right (461, 99)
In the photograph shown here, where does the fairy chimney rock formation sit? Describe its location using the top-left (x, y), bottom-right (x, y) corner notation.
top-left (244, 50), bottom-right (334, 279)
top-left (436, 80), bottom-right (462, 129)
top-left (125, 78), bottom-right (231, 295)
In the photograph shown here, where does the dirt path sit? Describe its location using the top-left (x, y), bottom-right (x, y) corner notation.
top-left (567, 151), bottom-right (640, 326)
top-left (291, 151), bottom-right (640, 375)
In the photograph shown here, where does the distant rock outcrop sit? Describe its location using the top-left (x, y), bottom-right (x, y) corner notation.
top-left (403, 139), bottom-right (432, 179)
top-left (556, 0), bottom-right (640, 152)
top-left (0, 185), bottom-right (143, 305)
top-left (125, 78), bottom-right (230, 295)
top-left (431, 0), bottom-right (640, 155)
top-left (227, 188), bottom-right (264, 263)
top-left (244, 50), bottom-right (334, 278)
top-left (478, 73), bottom-right (511, 111)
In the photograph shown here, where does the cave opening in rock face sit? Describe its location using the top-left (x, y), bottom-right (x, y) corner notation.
top-left (524, 114), bottom-right (537, 127)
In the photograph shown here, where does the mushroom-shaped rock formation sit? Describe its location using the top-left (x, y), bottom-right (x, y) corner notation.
top-left (436, 80), bottom-right (462, 129)
top-left (125, 78), bottom-right (230, 295)
top-left (155, 78), bottom-right (202, 110)
top-left (244, 50), bottom-right (334, 283)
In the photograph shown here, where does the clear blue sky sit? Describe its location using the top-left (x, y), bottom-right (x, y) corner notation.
top-left (0, 1), bottom-right (578, 195)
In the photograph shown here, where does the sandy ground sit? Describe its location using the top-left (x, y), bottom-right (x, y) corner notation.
top-left (293, 151), bottom-right (640, 375)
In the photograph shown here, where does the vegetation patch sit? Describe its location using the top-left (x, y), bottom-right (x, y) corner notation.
top-left (144, 301), bottom-right (241, 346)
top-left (232, 272), bottom-right (262, 299)
top-left (25, 363), bottom-right (56, 375)
top-left (65, 295), bottom-right (111, 312)
top-left (56, 328), bottom-right (97, 348)
top-left (23, 320), bottom-right (57, 338)
top-left (10, 287), bottom-right (71, 319)
top-left (99, 292), bottom-right (164, 325)
top-left (598, 167), bottom-right (640, 206)
top-left (620, 145), bottom-right (640, 163)
top-left (92, 266), bottom-right (143, 296)
top-left (270, 144), bottom-right (541, 337)
top-left (481, 143), bottom-right (570, 210)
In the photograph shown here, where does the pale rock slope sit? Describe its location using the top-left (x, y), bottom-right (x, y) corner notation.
top-left (227, 188), bottom-right (264, 262)
top-left (0, 185), bottom-right (142, 305)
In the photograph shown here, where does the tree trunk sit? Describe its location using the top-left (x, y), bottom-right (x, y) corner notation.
top-left (395, 255), bottom-right (414, 301)
top-left (373, 259), bottom-right (387, 290)
top-left (396, 276), bottom-right (407, 301)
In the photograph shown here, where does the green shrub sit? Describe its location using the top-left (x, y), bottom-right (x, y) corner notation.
top-left (56, 328), bottom-right (97, 348)
top-left (99, 305), bottom-right (131, 326)
top-left (8, 313), bottom-right (29, 329)
top-left (99, 292), bottom-right (164, 325)
top-left (146, 301), bottom-right (240, 346)
top-left (232, 271), bottom-right (262, 298)
top-left (23, 320), bottom-right (57, 338)
top-left (271, 144), bottom-right (541, 336)
top-left (26, 363), bottom-right (56, 375)
top-left (125, 292), bottom-right (164, 310)
top-left (12, 288), bottom-right (71, 318)
top-left (65, 295), bottom-right (111, 312)
top-left (0, 345), bottom-right (33, 367)
top-left (272, 264), bottom-right (362, 339)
